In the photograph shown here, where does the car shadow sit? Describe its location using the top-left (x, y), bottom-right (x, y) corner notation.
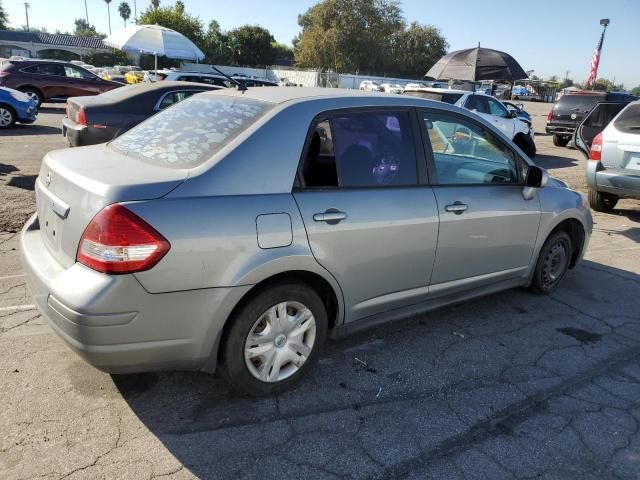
top-left (6, 174), bottom-right (37, 191)
top-left (0, 124), bottom-right (62, 136)
top-left (0, 163), bottom-right (19, 176)
top-left (534, 153), bottom-right (579, 169)
top-left (110, 259), bottom-right (640, 479)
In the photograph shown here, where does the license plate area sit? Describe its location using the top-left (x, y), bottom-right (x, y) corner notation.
top-left (625, 152), bottom-right (640, 172)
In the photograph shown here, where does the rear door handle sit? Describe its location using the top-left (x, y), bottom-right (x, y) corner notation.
top-left (445, 202), bottom-right (468, 214)
top-left (313, 210), bottom-right (347, 224)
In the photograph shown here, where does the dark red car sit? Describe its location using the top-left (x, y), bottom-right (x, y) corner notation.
top-left (0, 59), bottom-right (122, 106)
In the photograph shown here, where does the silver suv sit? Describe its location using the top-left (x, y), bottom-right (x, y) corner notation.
top-left (577, 100), bottom-right (640, 211)
top-left (21, 88), bottom-right (592, 396)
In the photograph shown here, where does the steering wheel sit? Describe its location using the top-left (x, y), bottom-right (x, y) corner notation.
top-left (372, 148), bottom-right (401, 185)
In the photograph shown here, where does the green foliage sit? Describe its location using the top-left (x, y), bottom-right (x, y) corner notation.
top-left (294, 0), bottom-right (447, 76)
top-left (272, 42), bottom-right (294, 66)
top-left (558, 78), bottom-right (574, 89)
top-left (202, 20), bottom-right (231, 64)
top-left (632, 86), bottom-right (640, 96)
top-left (38, 49), bottom-right (79, 61)
top-left (0, 0), bottom-right (8, 30)
top-left (139, 53), bottom-right (181, 69)
top-left (226, 25), bottom-right (276, 66)
top-left (81, 49), bottom-right (131, 67)
top-left (118, 2), bottom-right (132, 27)
top-left (587, 78), bottom-right (625, 92)
top-left (137, 1), bottom-right (204, 46)
top-left (74, 18), bottom-right (105, 38)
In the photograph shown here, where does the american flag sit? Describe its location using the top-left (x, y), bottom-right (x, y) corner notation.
top-left (586, 31), bottom-right (605, 87)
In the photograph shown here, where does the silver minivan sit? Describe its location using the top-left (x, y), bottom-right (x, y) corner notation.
top-left (21, 88), bottom-right (592, 395)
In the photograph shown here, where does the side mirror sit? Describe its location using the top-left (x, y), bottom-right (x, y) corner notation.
top-left (508, 111), bottom-right (518, 119)
top-left (516, 103), bottom-right (524, 110)
top-left (524, 165), bottom-right (548, 188)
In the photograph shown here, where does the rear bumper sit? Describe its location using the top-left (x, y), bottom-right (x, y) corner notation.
top-left (545, 125), bottom-right (574, 136)
top-left (62, 117), bottom-right (115, 147)
top-left (20, 214), bottom-right (250, 374)
top-left (586, 161), bottom-right (640, 197)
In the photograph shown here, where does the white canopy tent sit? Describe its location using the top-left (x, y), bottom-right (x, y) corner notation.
top-left (103, 24), bottom-right (205, 75)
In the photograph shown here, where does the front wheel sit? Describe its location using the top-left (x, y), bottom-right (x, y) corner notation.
top-left (552, 134), bottom-right (569, 147)
top-left (588, 189), bottom-right (618, 212)
top-left (530, 231), bottom-right (572, 294)
top-left (0, 105), bottom-right (16, 129)
top-left (20, 88), bottom-right (42, 107)
top-left (222, 282), bottom-right (328, 396)
top-left (515, 134), bottom-right (536, 157)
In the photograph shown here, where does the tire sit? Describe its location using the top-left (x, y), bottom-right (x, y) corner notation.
top-left (0, 104), bottom-right (16, 129)
top-left (20, 88), bottom-right (42, 107)
top-left (530, 230), bottom-right (572, 294)
top-left (552, 135), bottom-right (569, 147)
top-left (588, 188), bottom-right (618, 212)
top-left (222, 281), bottom-right (328, 396)
top-left (515, 133), bottom-right (536, 157)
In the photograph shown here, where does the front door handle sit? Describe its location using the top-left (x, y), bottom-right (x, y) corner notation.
top-left (445, 202), bottom-right (468, 215)
top-left (313, 210), bottom-right (347, 224)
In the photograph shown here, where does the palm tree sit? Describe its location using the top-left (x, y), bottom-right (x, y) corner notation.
top-left (104, 0), bottom-right (112, 35)
top-left (118, 1), bottom-right (131, 27)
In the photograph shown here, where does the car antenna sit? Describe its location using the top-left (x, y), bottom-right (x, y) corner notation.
top-left (208, 65), bottom-right (247, 92)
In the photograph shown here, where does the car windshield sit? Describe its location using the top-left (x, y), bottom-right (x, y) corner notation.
top-left (404, 91), bottom-right (464, 104)
top-left (110, 95), bottom-right (273, 169)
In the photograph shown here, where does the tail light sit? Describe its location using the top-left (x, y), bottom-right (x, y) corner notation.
top-left (74, 106), bottom-right (86, 126)
top-left (546, 111), bottom-right (552, 123)
top-left (589, 132), bottom-right (603, 161)
top-left (77, 204), bottom-right (170, 274)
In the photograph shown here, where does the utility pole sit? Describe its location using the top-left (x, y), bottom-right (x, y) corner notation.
top-left (133, 0), bottom-right (137, 22)
top-left (84, 0), bottom-right (89, 23)
top-left (24, 2), bottom-right (30, 32)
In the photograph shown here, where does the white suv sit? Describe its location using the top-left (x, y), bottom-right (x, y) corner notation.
top-left (404, 87), bottom-right (536, 157)
top-left (359, 80), bottom-right (383, 92)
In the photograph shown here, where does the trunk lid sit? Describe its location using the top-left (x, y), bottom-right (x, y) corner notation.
top-left (35, 144), bottom-right (188, 268)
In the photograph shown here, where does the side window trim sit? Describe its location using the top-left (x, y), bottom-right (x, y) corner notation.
top-left (294, 106), bottom-right (425, 191)
top-left (418, 107), bottom-right (526, 187)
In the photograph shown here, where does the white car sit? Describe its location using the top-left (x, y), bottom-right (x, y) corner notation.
top-left (404, 87), bottom-right (536, 157)
top-left (404, 82), bottom-right (427, 89)
top-left (381, 83), bottom-right (403, 94)
top-left (359, 80), bottom-right (384, 92)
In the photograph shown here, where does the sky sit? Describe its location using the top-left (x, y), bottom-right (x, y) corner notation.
top-left (2, 0), bottom-right (639, 87)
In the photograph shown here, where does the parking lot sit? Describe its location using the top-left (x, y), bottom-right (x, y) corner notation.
top-left (1, 102), bottom-right (639, 479)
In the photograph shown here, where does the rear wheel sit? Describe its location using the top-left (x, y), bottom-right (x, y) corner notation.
top-left (515, 134), bottom-right (536, 157)
top-left (0, 105), bottom-right (16, 129)
top-left (552, 134), bottom-right (569, 147)
top-left (530, 230), bottom-right (572, 294)
top-left (222, 281), bottom-right (328, 396)
top-left (588, 189), bottom-right (618, 212)
top-left (20, 88), bottom-right (42, 107)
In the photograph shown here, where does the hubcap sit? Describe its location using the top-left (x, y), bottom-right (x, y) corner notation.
top-left (543, 240), bottom-right (568, 286)
top-left (0, 108), bottom-right (11, 127)
top-left (25, 91), bottom-right (38, 102)
top-left (244, 301), bottom-right (316, 383)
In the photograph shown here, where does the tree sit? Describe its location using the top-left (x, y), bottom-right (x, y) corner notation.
top-left (391, 22), bottom-right (447, 78)
top-left (295, 0), bottom-right (405, 74)
top-left (137, 1), bottom-right (204, 46)
top-left (632, 86), bottom-right (640, 96)
top-left (0, 1), bottom-right (8, 30)
top-left (558, 78), bottom-right (574, 89)
top-left (82, 49), bottom-right (130, 66)
top-left (588, 78), bottom-right (624, 92)
top-left (202, 20), bottom-right (231, 64)
top-left (118, 2), bottom-right (131, 27)
top-left (73, 18), bottom-right (105, 38)
top-left (105, 0), bottom-right (113, 35)
top-left (272, 42), bottom-right (294, 66)
top-left (226, 25), bottom-right (276, 66)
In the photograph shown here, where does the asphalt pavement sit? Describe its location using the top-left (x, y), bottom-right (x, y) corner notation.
top-left (0, 100), bottom-right (639, 480)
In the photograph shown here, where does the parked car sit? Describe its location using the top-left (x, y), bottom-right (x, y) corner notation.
top-left (503, 101), bottom-right (532, 126)
top-left (511, 86), bottom-right (542, 102)
top-left (62, 81), bottom-right (221, 146)
top-left (359, 80), bottom-right (384, 91)
top-left (0, 59), bottom-right (122, 106)
top-left (405, 82), bottom-right (427, 89)
top-left (546, 91), bottom-right (638, 147)
top-left (163, 71), bottom-right (232, 87)
top-left (21, 88), bottom-right (591, 395)
top-left (404, 87), bottom-right (536, 156)
top-left (0, 86), bottom-right (37, 128)
top-left (381, 83), bottom-right (403, 94)
top-left (233, 76), bottom-right (278, 87)
top-left (574, 100), bottom-right (640, 212)
top-left (124, 70), bottom-right (145, 84)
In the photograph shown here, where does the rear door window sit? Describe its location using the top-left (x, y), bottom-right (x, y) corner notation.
top-left (300, 110), bottom-right (418, 188)
top-left (487, 98), bottom-right (509, 118)
top-left (465, 95), bottom-right (490, 114)
top-left (110, 96), bottom-right (273, 168)
top-left (158, 90), bottom-right (203, 110)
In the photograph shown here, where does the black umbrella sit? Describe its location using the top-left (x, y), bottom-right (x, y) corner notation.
top-left (425, 46), bottom-right (527, 82)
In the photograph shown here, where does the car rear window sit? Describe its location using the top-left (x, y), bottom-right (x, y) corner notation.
top-left (404, 91), bottom-right (463, 105)
top-left (109, 95), bottom-right (272, 168)
top-left (613, 103), bottom-right (640, 135)
top-left (556, 94), bottom-right (603, 111)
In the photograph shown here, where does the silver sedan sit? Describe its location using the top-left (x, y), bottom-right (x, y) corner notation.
top-left (21, 87), bottom-right (592, 396)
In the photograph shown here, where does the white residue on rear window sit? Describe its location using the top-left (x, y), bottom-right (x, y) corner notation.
top-left (110, 96), bottom-right (271, 168)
